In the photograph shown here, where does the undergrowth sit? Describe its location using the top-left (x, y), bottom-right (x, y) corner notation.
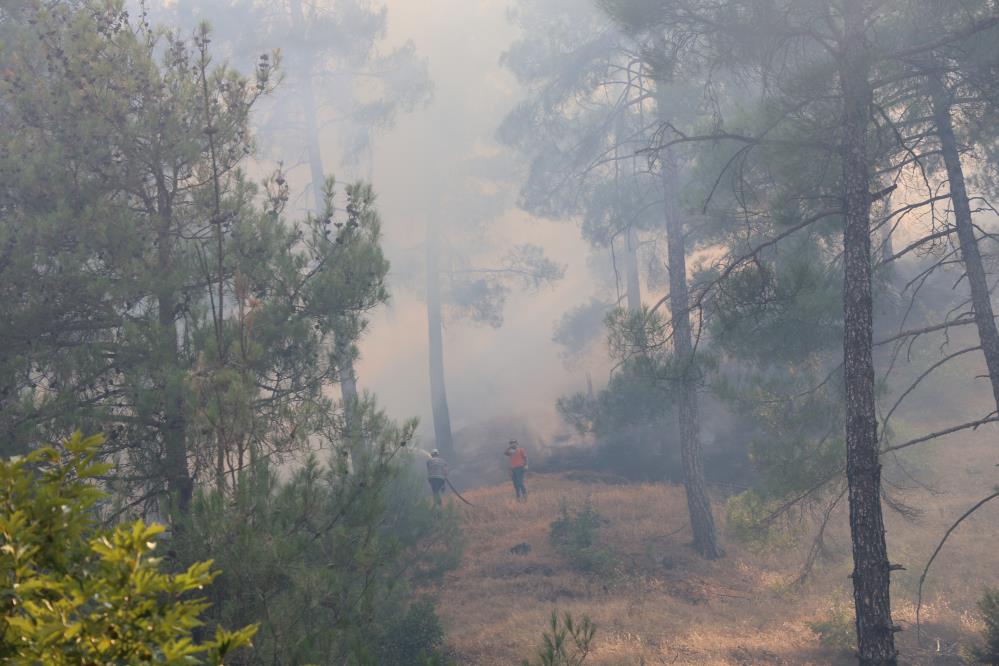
top-left (549, 498), bottom-right (617, 578)
top-left (807, 592), bottom-right (856, 656)
top-left (523, 610), bottom-right (596, 666)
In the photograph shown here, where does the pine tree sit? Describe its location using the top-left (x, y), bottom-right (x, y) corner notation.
top-left (0, 2), bottom-right (390, 521)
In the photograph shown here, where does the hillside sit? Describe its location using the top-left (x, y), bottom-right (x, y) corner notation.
top-left (429, 449), bottom-right (999, 664)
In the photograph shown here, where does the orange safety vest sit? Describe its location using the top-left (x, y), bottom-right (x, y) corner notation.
top-left (508, 447), bottom-right (527, 469)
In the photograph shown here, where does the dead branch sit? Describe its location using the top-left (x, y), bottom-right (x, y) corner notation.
top-left (916, 488), bottom-right (999, 646)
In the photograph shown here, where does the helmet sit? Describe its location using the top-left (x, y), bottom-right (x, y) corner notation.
top-left (431, 449), bottom-right (439, 456)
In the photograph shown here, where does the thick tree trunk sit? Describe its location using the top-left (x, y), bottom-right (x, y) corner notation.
top-left (155, 198), bottom-right (192, 515)
top-left (931, 80), bottom-right (999, 414)
top-left (841, 2), bottom-right (897, 663)
top-left (661, 147), bottom-right (722, 560)
top-left (426, 218), bottom-right (456, 460)
top-left (624, 225), bottom-right (642, 311)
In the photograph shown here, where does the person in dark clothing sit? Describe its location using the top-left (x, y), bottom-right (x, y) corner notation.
top-left (426, 449), bottom-right (447, 508)
top-left (504, 440), bottom-right (528, 501)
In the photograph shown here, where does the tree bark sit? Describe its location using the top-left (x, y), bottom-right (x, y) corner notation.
top-left (841, 2), bottom-right (897, 662)
top-left (931, 79), bottom-right (999, 415)
top-left (661, 147), bottom-right (722, 560)
top-left (155, 193), bottom-right (192, 515)
top-left (426, 218), bottom-right (456, 460)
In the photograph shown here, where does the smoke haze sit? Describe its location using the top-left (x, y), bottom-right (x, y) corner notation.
top-left (354, 0), bottom-right (611, 443)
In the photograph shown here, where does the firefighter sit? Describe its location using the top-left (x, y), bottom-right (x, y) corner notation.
top-left (504, 440), bottom-right (528, 501)
top-left (426, 449), bottom-right (447, 508)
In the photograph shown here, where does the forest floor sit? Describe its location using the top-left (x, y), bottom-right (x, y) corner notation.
top-left (430, 424), bottom-right (999, 665)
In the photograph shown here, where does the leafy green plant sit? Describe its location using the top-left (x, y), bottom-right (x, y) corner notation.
top-left (549, 499), bottom-right (617, 577)
top-left (0, 432), bottom-right (255, 664)
top-left (523, 610), bottom-right (596, 666)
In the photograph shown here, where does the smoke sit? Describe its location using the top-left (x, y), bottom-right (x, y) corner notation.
top-left (144, 0), bottom-right (634, 451)
top-left (350, 0), bottom-right (614, 445)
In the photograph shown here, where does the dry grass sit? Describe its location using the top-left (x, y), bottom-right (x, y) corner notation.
top-left (431, 475), bottom-right (843, 664)
top-left (427, 427), bottom-right (999, 665)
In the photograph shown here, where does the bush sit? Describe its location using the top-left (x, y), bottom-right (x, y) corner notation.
top-left (0, 432), bottom-right (254, 664)
top-left (549, 499), bottom-right (617, 577)
top-left (376, 597), bottom-right (448, 665)
top-left (523, 610), bottom-right (596, 666)
top-left (170, 404), bottom-right (462, 665)
top-left (807, 595), bottom-right (856, 656)
top-left (971, 587), bottom-right (999, 663)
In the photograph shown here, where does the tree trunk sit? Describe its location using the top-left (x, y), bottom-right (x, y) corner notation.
top-left (624, 225), bottom-right (642, 311)
top-left (290, 0), bottom-right (360, 414)
top-left (931, 79), bottom-right (999, 415)
top-left (426, 218), bottom-right (456, 460)
top-left (841, 2), bottom-right (897, 662)
top-left (661, 147), bottom-right (722, 560)
top-left (155, 196), bottom-right (192, 516)
top-left (615, 110), bottom-right (642, 313)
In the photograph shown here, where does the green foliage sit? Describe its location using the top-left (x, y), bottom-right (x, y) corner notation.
top-left (549, 500), bottom-right (617, 577)
top-left (523, 610), bottom-right (597, 666)
top-left (0, 5), bottom-right (451, 664)
top-left (375, 597), bottom-right (448, 666)
top-left (971, 587), bottom-right (999, 663)
top-left (707, 241), bottom-right (847, 535)
top-left (807, 595), bottom-right (856, 656)
top-left (556, 353), bottom-right (674, 480)
top-left (556, 309), bottom-right (676, 481)
top-left (0, 0), bottom-right (391, 518)
top-left (171, 402), bottom-right (461, 665)
top-left (725, 490), bottom-right (799, 550)
top-left (499, 0), bottom-right (663, 244)
top-left (0, 432), bottom-right (254, 664)
top-left (557, 306), bottom-right (747, 483)
top-left (708, 243), bottom-right (843, 367)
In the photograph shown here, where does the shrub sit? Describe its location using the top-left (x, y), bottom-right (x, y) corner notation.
top-left (971, 587), bottom-right (999, 663)
top-left (376, 597), bottom-right (449, 665)
top-left (170, 405), bottom-right (462, 664)
top-left (807, 595), bottom-right (856, 656)
top-left (549, 499), bottom-right (617, 577)
top-left (523, 610), bottom-right (596, 666)
top-left (0, 432), bottom-right (254, 664)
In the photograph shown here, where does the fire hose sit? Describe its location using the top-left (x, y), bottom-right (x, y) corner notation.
top-left (445, 477), bottom-right (475, 507)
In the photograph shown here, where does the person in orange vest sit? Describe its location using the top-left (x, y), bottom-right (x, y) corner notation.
top-left (504, 439), bottom-right (528, 501)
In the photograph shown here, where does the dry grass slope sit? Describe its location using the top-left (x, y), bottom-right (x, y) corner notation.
top-left (430, 456), bottom-right (999, 665)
